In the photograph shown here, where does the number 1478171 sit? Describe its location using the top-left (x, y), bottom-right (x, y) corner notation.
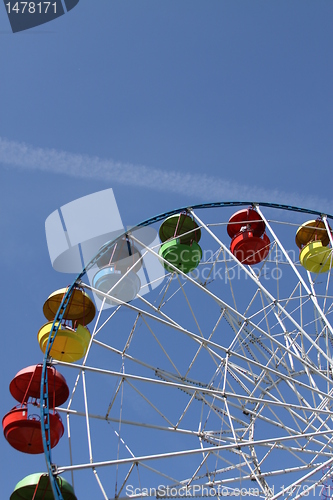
top-left (6, 2), bottom-right (57, 13)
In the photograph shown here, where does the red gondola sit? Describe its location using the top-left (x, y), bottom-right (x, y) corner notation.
top-left (3, 404), bottom-right (64, 454)
top-left (9, 364), bottom-right (69, 407)
top-left (227, 209), bottom-right (270, 265)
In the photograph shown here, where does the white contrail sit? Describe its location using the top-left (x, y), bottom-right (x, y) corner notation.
top-left (0, 136), bottom-right (331, 214)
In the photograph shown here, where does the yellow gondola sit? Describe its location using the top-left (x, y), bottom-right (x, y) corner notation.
top-left (296, 219), bottom-right (332, 273)
top-left (299, 241), bottom-right (332, 274)
top-left (38, 322), bottom-right (91, 363)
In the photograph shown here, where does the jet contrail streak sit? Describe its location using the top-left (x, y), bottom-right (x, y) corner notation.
top-left (0, 137), bottom-right (331, 213)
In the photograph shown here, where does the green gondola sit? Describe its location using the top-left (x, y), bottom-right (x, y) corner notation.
top-left (10, 473), bottom-right (77, 500)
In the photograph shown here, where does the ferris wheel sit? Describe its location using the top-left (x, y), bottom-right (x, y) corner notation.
top-left (4, 201), bottom-right (333, 500)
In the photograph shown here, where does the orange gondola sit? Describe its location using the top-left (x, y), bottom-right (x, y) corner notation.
top-left (43, 286), bottom-right (96, 326)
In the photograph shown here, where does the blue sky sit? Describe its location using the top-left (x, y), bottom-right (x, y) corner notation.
top-left (0, 1), bottom-right (332, 498)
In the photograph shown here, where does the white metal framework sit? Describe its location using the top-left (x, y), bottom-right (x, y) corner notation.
top-left (46, 203), bottom-right (333, 500)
